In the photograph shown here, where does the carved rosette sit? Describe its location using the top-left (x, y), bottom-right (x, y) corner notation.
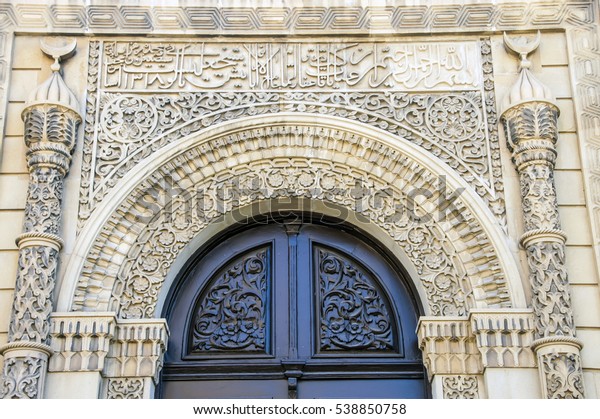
top-left (500, 32), bottom-right (584, 399)
top-left (0, 38), bottom-right (81, 399)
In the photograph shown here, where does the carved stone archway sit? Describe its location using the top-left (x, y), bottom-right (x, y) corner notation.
top-left (49, 113), bottom-right (531, 398)
top-left (59, 114), bottom-right (524, 315)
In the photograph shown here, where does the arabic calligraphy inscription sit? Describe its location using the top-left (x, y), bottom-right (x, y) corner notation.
top-left (103, 41), bottom-right (481, 91)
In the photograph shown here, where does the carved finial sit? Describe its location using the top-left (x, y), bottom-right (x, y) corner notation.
top-left (40, 37), bottom-right (77, 72)
top-left (501, 31), bottom-right (556, 116)
top-left (503, 31), bottom-right (541, 70)
top-left (23, 37), bottom-right (81, 116)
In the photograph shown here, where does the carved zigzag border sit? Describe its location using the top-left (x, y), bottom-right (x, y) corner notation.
top-left (0, 1), bottom-right (594, 33)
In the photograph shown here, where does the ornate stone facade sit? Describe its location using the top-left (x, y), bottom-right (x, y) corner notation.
top-left (0, 0), bottom-right (598, 400)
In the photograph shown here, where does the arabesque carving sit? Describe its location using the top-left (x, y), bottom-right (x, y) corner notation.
top-left (540, 351), bottom-right (585, 399)
top-left (191, 247), bottom-right (270, 353)
top-left (317, 247), bottom-right (394, 351)
top-left (70, 122), bottom-right (513, 320)
top-left (0, 356), bottom-right (45, 399)
top-left (442, 375), bottom-right (480, 399)
top-left (9, 246), bottom-right (58, 344)
top-left (106, 378), bottom-right (144, 399)
top-left (77, 38), bottom-right (505, 231)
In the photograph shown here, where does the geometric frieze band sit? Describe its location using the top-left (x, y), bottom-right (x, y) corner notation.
top-left (0, 2), bottom-right (594, 34)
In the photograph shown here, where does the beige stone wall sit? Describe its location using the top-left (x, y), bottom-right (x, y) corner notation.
top-left (536, 33), bottom-right (600, 398)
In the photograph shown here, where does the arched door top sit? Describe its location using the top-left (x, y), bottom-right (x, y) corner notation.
top-left (58, 114), bottom-right (525, 319)
top-left (161, 223), bottom-right (427, 399)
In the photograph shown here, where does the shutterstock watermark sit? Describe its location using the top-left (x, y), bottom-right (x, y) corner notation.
top-left (130, 174), bottom-right (466, 227)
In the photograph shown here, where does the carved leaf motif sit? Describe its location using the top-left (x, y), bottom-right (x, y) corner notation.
top-left (106, 378), bottom-right (144, 399)
top-left (442, 375), bottom-right (479, 399)
top-left (541, 352), bottom-right (585, 399)
top-left (0, 357), bottom-right (43, 399)
top-left (317, 247), bottom-right (395, 351)
top-left (191, 247), bottom-right (270, 352)
top-left (23, 108), bottom-right (45, 145)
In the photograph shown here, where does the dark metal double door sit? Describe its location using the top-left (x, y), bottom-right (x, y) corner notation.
top-left (161, 223), bottom-right (426, 398)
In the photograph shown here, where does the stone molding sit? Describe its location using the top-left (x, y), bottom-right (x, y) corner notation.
top-left (417, 317), bottom-right (482, 378)
top-left (103, 318), bottom-right (168, 383)
top-left (48, 313), bottom-right (168, 398)
top-left (49, 313), bottom-right (116, 373)
top-left (61, 115), bottom-right (523, 320)
top-left (418, 310), bottom-right (537, 379)
top-left (0, 1), bottom-right (593, 34)
top-left (470, 309), bottom-right (536, 368)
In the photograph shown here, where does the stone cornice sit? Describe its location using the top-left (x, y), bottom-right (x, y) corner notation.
top-left (49, 313), bottom-right (169, 383)
top-left (417, 310), bottom-right (538, 377)
top-left (0, 1), bottom-right (593, 35)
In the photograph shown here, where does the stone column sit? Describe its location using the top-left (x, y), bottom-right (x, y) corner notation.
top-left (0, 38), bottom-right (81, 399)
top-left (501, 32), bottom-right (585, 399)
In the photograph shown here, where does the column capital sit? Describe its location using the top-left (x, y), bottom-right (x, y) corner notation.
top-left (417, 317), bottom-right (482, 378)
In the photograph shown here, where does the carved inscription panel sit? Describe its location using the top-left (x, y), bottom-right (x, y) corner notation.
top-left (79, 38), bottom-right (504, 229)
top-left (102, 41), bottom-right (482, 91)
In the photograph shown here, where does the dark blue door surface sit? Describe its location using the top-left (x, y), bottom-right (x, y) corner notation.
top-left (160, 223), bottom-right (427, 399)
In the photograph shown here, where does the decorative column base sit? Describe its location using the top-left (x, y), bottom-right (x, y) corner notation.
top-left (0, 342), bottom-right (52, 399)
top-left (532, 337), bottom-right (585, 399)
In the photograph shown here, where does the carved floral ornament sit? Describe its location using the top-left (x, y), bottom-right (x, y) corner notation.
top-left (78, 38), bottom-right (506, 232)
top-left (62, 115), bottom-right (524, 323)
